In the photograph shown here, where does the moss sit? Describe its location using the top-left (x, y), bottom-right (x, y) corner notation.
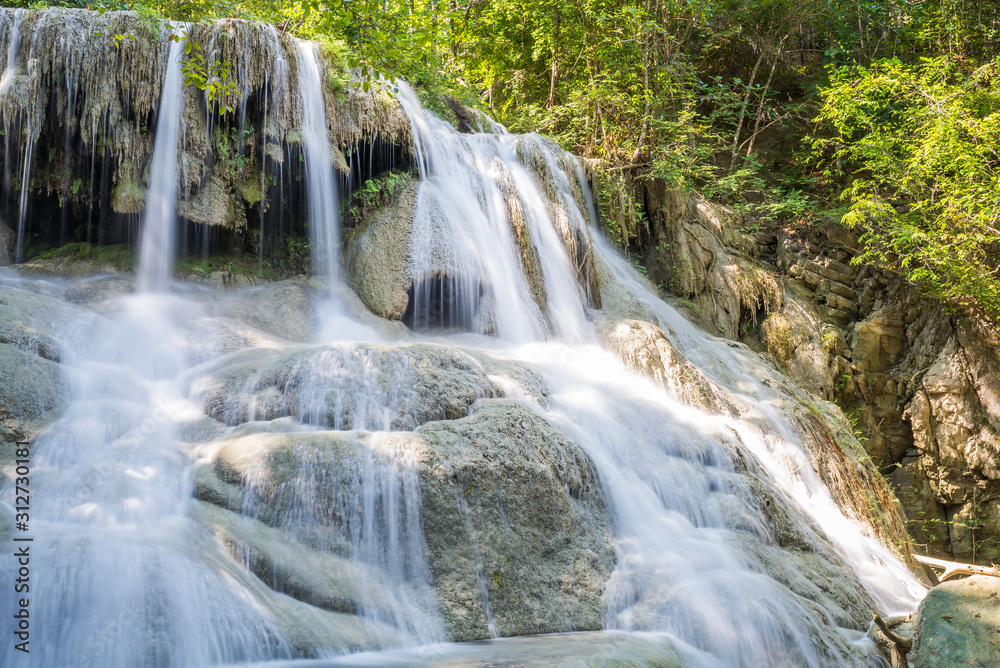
top-left (238, 174), bottom-right (264, 205)
top-left (762, 311), bottom-right (794, 365)
top-left (315, 35), bottom-right (350, 94)
top-left (35, 242), bottom-right (136, 271)
top-left (111, 180), bottom-right (146, 215)
top-left (731, 255), bottom-right (781, 325)
top-left (174, 252), bottom-right (282, 281)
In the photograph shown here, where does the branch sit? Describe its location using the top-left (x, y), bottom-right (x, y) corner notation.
top-left (872, 611), bottom-right (912, 652)
top-left (914, 554), bottom-right (1000, 582)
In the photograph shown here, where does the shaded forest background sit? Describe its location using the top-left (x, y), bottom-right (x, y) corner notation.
top-left (10, 0), bottom-right (1000, 319)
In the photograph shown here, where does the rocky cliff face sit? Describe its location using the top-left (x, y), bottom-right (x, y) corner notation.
top-left (0, 8), bottom-right (410, 271)
top-left (630, 177), bottom-right (1000, 565)
top-left (776, 226), bottom-right (1000, 564)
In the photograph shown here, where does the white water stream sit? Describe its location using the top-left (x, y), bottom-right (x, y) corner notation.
top-left (137, 25), bottom-right (186, 292)
top-left (297, 40), bottom-right (340, 292)
top-left (0, 24), bottom-right (925, 668)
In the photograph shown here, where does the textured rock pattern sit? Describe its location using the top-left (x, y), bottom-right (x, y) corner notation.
top-left (193, 399), bottom-right (617, 642)
top-left (636, 179), bottom-right (781, 339)
top-left (346, 179), bottom-right (419, 320)
top-left (628, 179), bottom-right (1000, 563)
top-left (775, 225), bottom-right (1000, 562)
top-left (909, 575), bottom-right (1000, 668)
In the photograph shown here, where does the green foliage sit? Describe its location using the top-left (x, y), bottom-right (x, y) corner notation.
top-left (315, 35), bottom-right (350, 93)
top-left (168, 27), bottom-right (240, 112)
top-left (594, 166), bottom-right (645, 248)
top-left (18, 0), bottom-right (1000, 320)
top-left (293, 0), bottom-right (456, 91)
top-left (343, 170), bottom-right (409, 227)
top-left (282, 236), bottom-right (311, 275)
top-left (816, 56), bottom-right (1000, 319)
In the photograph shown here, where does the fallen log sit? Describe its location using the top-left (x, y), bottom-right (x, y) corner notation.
top-left (913, 555), bottom-right (1000, 583)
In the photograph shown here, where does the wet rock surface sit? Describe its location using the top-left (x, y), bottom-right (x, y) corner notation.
top-left (910, 575), bottom-right (1000, 668)
top-left (633, 182), bottom-right (1000, 563)
top-left (187, 342), bottom-right (500, 431)
top-left (193, 400), bottom-right (617, 643)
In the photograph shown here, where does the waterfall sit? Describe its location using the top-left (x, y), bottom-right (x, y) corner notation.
top-left (396, 82), bottom-right (546, 341)
top-left (0, 8), bottom-right (23, 97)
top-left (137, 26), bottom-right (186, 292)
top-left (0, 14), bottom-right (930, 667)
top-left (387, 89), bottom-right (925, 664)
top-left (582, 223), bottom-right (924, 613)
top-left (296, 40), bottom-right (340, 291)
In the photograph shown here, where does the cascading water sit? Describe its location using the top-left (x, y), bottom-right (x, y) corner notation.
top-left (396, 82), bottom-right (547, 341)
top-left (386, 88), bottom-right (925, 666)
top-left (1, 13), bottom-right (930, 668)
top-left (0, 9), bottom-right (23, 97)
top-left (137, 25), bottom-right (185, 292)
top-left (297, 40), bottom-right (340, 291)
top-left (586, 229), bottom-right (925, 615)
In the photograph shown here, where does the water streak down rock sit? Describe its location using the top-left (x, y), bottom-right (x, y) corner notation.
top-left (0, 8), bottom-right (936, 668)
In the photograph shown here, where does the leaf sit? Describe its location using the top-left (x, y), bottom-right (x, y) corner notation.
top-left (492, 571), bottom-right (502, 587)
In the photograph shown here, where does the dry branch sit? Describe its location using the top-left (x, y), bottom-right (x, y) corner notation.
top-left (914, 554), bottom-right (1000, 583)
top-left (871, 611), bottom-right (911, 668)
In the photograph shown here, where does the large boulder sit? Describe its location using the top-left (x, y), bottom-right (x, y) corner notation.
top-left (0, 283), bottom-right (99, 484)
top-left (909, 575), bottom-right (1000, 668)
top-left (186, 341), bottom-right (499, 431)
top-left (213, 280), bottom-right (319, 342)
top-left (346, 179), bottom-right (419, 321)
top-left (193, 399), bottom-right (616, 643)
top-left (0, 343), bottom-right (67, 484)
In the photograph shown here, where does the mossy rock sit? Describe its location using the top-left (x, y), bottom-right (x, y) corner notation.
top-left (111, 180), bottom-right (147, 215)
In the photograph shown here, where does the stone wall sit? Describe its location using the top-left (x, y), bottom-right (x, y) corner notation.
top-left (634, 180), bottom-right (1000, 563)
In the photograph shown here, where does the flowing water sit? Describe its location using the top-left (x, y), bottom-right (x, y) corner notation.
top-left (0, 18), bottom-right (926, 668)
top-left (297, 40), bottom-right (341, 291)
top-left (137, 25), bottom-right (186, 292)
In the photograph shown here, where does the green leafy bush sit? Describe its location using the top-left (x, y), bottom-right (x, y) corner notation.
top-left (816, 56), bottom-right (1000, 318)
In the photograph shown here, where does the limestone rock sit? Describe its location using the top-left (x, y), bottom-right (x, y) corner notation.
top-left (186, 341), bottom-right (500, 431)
top-left (0, 283), bottom-right (108, 484)
top-left (417, 400), bottom-right (615, 640)
top-left (64, 275), bottom-right (135, 306)
top-left (214, 280), bottom-right (318, 341)
top-left (178, 174), bottom-right (237, 227)
top-left (0, 222), bottom-right (13, 265)
top-left (761, 280), bottom-right (837, 400)
top-left (0, 344), bottom-right (67, 485)
top-left (637, 183), bottom-right (780, 339)
top-left (910, 575), bottom-right (1000, 668)
top-left (346, 179), bottom-right (418, 320)
top-left (595, 316), bottom-right (722, 411)
top-left (194, 400), bottom-right (616, 643)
